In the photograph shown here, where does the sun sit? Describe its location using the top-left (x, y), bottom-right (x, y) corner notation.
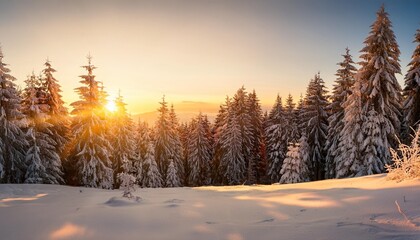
top-left (105, 100), bottom-right (117, 112)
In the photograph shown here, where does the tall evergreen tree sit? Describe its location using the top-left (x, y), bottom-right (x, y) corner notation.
top-left (247, 90), bottom-right (263, 184)
top-left (356, 5), bottom-right (402, 174)
top-left (219, 108), bottom-right (245, 185)
top-left (168, 105), bottom-right (183, 186)
top-left (22, 73), bottom-right (63, 184)
top-left (284, 94), bottom-right (300, 144)
top-left (303, 73), bottom-right (329, 180)
top-left (41, 60), bottom-right (70, 156)
top-left (265, 95), bottom-right (287, 183)
top-left (110, 93), bottom-right (136, 188)
top-left (67, 56), bottom-right (113, 189)
top-left (336, 78), bottom-right (365, 178)
top-left (211, 97), bottom-right (229, 185)
top-left (279, 136), bottom-right (310, 184)
top-left (136, 121), bottom-right (162, 188)
top-left (325, 48), bottom-right (356, 178)
top-left (187, 113), bottom-right (212, 186)
top-left (0, 47), bottom-right (27, 183)
top-left (403, 28), bottom-right (420, 142)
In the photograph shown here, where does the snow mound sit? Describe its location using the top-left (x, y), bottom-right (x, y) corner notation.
top-left (104, 196), bottom-right (141, 207)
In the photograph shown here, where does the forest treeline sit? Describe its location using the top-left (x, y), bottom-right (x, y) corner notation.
top-left (0, 6), bottom-right (419, 188)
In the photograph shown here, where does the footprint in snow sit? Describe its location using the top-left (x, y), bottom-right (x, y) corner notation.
top-left (257, 218), bottom-right (275, 223)
top-left (164, 199), bottom-right (185, 204)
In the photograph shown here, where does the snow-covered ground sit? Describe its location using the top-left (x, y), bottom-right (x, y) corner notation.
top-left (0, 174), bottom-right (419, 240)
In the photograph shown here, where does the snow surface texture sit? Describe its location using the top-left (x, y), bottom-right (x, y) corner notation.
top-left (0, 174), bottom-right (419, 240)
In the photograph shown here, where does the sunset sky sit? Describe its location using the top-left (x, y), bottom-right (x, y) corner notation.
top-left (1, 0), bottom-right (420, 116)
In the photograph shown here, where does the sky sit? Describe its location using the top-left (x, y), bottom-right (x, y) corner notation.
top-left (1, 0), bottom-right (420, 116)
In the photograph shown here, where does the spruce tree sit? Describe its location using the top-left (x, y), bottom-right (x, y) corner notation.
top-left (265, 95), bottom-right (286, 183)
top-left (67, 56), bottom-right (113, 189)
top-left (403, 28), bottom-right (420, 142)
top-left (211, 97), bottom-right (229, 185)
top-left (42, 59), bottom-right (70, 154)
top-left (219, 109), bottom-right (245, 185)
top-left (110, 93), bottom-right (136, 188)
top-left (303, 73), bottom-right (329, 180)
top-left (166, 158), bottom-right (181, 187)
top-left (336, 79), bottom-right (364, 178)
top-left (136, 121), bottom-right (162, 188)
top-left (0, 47), bottom-right (27, 183)
top-left (23, 73), bottom-right (63, 184)
top-left (279, 137), bottom-right (310, 184)
top-left (284, 94), bottom-right (299, 144)
top-left (325, 48), bottom-right (356, 178)
top-left (168, 105), bottom-right (183, 186)
top-left (247, 90), bottom-right (263, 184)
top-left (357, 5), bottom-right (402, 174)
top-left (187, 113), bottom-right (212, 186)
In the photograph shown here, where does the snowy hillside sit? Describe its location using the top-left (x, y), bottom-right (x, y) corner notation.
top-left (0, 174), bottom-right (419, 240)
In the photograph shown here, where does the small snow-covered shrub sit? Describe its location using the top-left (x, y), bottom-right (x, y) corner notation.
top-left (118, 172), bottom-right (137, 199)
top-left (387, 128), bottom-right (420, 181)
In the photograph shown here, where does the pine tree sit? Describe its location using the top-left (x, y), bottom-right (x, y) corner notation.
top-left (179, 122), bottom-right (191, 185)
top-left (247, 90), bottom-right (263, 184)
top-left (110, 93), bottom-right (136, 188)
top-left (22, 73), bottom-right (63, 184)
top-left (219, 109), bottom-right (245, 185)
top-left (0, 47), bottom-right (27, 183)
top-left (336, 79), bottom-right (364, 178)
top-left (136, 121), bottom-right (162, 188)
top-left (284, 94), bottom-right (299, 144)
top-left (303, 73), bottom-right (329, 180)
top-left (166, 158), bottom-right (181, 187)
top-left (403, 29), bottom-right (420, 142)
top-left (356, 5), bottom-right (402, 173)
top-left (118, 150), bottom-right (137, 198)
top-left (168, 105), bottom-right (183, 186)
top-left (134, 120), bottom-right (148, 185)
top-left (325, 48), bottom-right (356, 178)
top-left (67, 56), bottom-right (113, 189)
top-left (187, 113), bottom-right (212, 186)
top-left (211, 97), bottom-right (229, 185)
top-left (42, 59), bottom-right (70, 155)
top-left (265, 95), bottom-right (287, 183)
top-left (279, 137), bottom-right (310, 184)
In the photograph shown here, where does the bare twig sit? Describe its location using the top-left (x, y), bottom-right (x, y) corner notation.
top-left (395, 200), bottom-right (410, 222)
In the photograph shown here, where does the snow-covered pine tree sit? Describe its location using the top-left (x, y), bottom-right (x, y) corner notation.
top-left (168, 105), bottom-right (183, 186)
top-left (211, 97), bottom-right (230, 185)
top-left (0, 47), bottom-right (27, 183)
top-left (22, 73), bottom-right (64, 184)
top-left (154, 96), bottom-right (173, 184)
top-left (134, 120), bottom-right (147, 185)
top-left (284, 94), bottom-right (300, 144)
top-left (302, 73), bottom-right (329, 180)
top-left (110, 93), bottom-right (136, 188)
top-left (136, 121), bottom-right (162, 188)
top-left (295, 94), bottom-right (305, 136)
top-left (247, 90), bottom-right (263, 184)
top-left (279, 140), bottom-right (310, 184)
top-left (41, 59), bottom-right (70, 155)
top-left (178, 122), bottom-right (190, 185)
top-left (219, 107), bottom-right (245, 185)
top-left (403, 29), bottom-right (420, 142)
top-left (265, 95), bottom-right (287, 183)
top-left (336, 78), bottom-right (364, 178)
top-left (356, 5), bottom-right (402, 173)
top-left (258, 111), bottom-right (269, 184)
top-left (67, 56), bottom-right (113, 189)
top-left (325, 48), bottom-right (356, 179)
top-left (187, 113), bottom-right (212, 186)
top-left (166, 158), bottom-right (181, 187)
top-left (118, 152), bottom-right (137, 199)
